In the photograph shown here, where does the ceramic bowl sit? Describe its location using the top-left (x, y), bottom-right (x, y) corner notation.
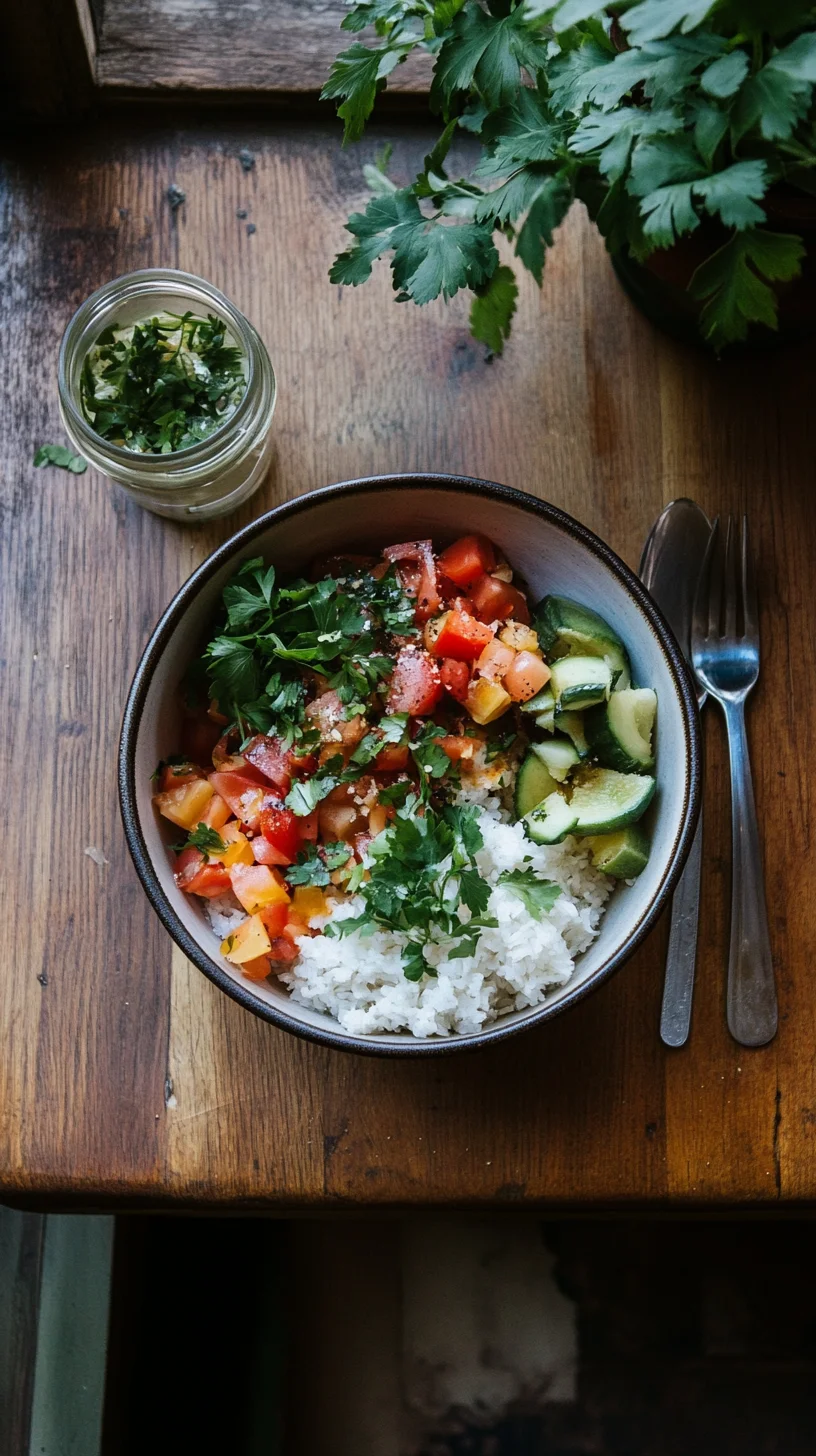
top-left (119, 474), bottom-right (701, 1056)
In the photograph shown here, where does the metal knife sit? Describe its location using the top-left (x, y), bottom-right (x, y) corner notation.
top-left (640, 499), bottom-right (711, 1048)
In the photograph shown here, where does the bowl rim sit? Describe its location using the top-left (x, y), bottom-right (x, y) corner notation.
top-left (119, 472), bottom-right (702, 1057)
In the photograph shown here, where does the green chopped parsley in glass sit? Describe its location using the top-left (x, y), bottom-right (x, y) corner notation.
top-left (80, 311), bottom-right (247, 455)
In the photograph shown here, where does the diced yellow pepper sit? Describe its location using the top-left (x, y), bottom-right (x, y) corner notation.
top-left (154, 778), bottom-right (214, 830)
top-left (221, 914), bottom-right (272, 965)
top-left (229, 865), bottom-right (290, 914)
top-left (499, 621), bottom-right (540, 653)
top-left (292, 885), bottom-right (327, 920)
top-left (465, 676), bottom-right (513, 725)
top-left (209, 821), bottom-right (254, 867)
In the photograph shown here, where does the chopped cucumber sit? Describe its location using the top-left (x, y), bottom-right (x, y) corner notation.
top-left (534, 594), bottom-right (631, 688)
top-left (570, 767), bottom-right (655, 834)
top-left (524, 792), bottom-right (578, 845)
top-left (549, 655), bottom-right (612, 711)
top-left (520, 686), bottom-right (555, 715)
top-left (532, 738), bottom-right (580, 783)
top-left (535, 706), bottom-right (556, 734)
top-left (584, 825), bottom-right (650, 879)
top-left (585, 688), bottom-right (657, 773)
top-left (554, 709), bottom-right (590, 759)
top-left (515, 752), bottom-right (559, 818)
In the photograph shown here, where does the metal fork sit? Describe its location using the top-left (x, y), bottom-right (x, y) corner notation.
top-left (691, 517), bottom-right (777, 1047)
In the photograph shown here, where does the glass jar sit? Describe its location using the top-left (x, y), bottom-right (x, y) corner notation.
top-left (58, 268), bottom-right (276, 521)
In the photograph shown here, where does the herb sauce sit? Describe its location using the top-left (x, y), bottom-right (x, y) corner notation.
top-left (80, 311), bottom-right (247, 455)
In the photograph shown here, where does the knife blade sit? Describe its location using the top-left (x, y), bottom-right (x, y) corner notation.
top-left (640, 499), bottom-right (710, 1048)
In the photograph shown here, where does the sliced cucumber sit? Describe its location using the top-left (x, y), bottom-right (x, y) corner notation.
top-left (520, 686), bottom-right (555, 715)
top-left (585, 688), bottom-right (657, 773)
top-left (549, 655), bottom-right (612, 711)
top-left (534, 595), bottom-right (631, 687)
top-left (532, 738), bottom-right (580, 783)
top-left (570, 768), bottom-right (655, 834)
top-left (584, 825), bottom-right (650, 879)
top-left (535, 706), bottom-right (556, 734)
top-left (524, 792), bottom-right (578, 845)
top-left (554, 708), bottom-right (590, 759)
top-left (515, 752), bottom-right (559, 818)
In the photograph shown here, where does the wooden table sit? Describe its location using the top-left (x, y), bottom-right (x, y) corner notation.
top-left (2, 110), bottom-right (815, 1212)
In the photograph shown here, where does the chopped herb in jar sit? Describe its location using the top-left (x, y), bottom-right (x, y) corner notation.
top-left (80, 311), bottom-right (247, 455)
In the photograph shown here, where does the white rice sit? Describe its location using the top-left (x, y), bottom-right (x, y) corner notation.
top-left (204, 762), bottom-right (613, 1038)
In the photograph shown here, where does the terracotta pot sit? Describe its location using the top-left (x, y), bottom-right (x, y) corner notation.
top-left (611, 185), bottom-right (816, 349)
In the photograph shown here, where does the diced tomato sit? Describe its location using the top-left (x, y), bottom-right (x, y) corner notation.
top-left (469, 573), bottom-right (531, 625)
top-left (386, 648), bottom-right (443, 716)
top-left (221, 913), bottom-right (271, 965)
top-left (375, 741), bottom-right (410, 772)
top-left (208, 772), bottom-right (267, 830)
top-left (319, 801), bottom-right (362, 843)
top-left (258, 901), bottom-right (290, 938)
top-left (306, 691), bottom-right (366, 750)
top-left (476, 638), bottom-right (516, 681)
top-left (298, 810), bottom-right (319, 842)
top-left (240, 955), bottom-right (273, 982)
top-left (439, 658), bottom-right (471, 705)
top-left (438, 735), bottom-right (480, 763)
top-left (503, 651), bottom-right (551, 703)
top-left (229, 863), bottom-right (290, 915)
top-left (174, 846), bottom-right (204, 890)
top-left (252, 834), bottom-right (292, 867)
top-left (158, 760), bottom-right (200, 792)
top-left (187, 862), bottom-right (233, 898)
top-left (200, 793), bottom-right (232, 830)
top-left (268, 936), bottom-right (300, 965)
top-left (383, 540), bottom-right (440, 623)
top-left (154, 778), bottom-right (214, 831)
top-left (438, 534), bottom-right (496, 589)
top-left (433, 608), bottom-right (495, 662)
top-left (258, 799), bottom-right (301, 863)
top-left (243, 734), bottom-right (313, 793)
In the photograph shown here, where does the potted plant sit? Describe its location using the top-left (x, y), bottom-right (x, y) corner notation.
top-left (323, 1), bottom-right (816, 352)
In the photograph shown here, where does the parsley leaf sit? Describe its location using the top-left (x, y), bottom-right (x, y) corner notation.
top-left (34, 444), bottom-right (88, 474)
top-left (286, 841), bottom-right (350, 887)
top-left (499, 868), bottom-right (562, 917)
top-left (321, 41), bottom-right (405, 144)
top-left (173, 823), bottom-right (227, 857)
top-left (689, 227), bottom-right (805, 349)
top-left (470, 264), bottom-right (518, 355)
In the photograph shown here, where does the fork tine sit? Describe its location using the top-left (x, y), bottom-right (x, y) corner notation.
top-left (741, 515), bottom-right (759, 643)
top-left (692, 517), bottom-right (720, 645)
top-left (724, 516), bottom-right (738, 640)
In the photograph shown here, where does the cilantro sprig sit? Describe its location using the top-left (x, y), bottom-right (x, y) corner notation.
top-left (286, 841), bottom-right (353, 886)
top-left (80, 311), bottom-right (247, 454)
top-left (325, 1), bottom-right (816, 350)
top-left (172, 823), bottom-right (227, 856)
top-left (325, 798), bottom-right (496, 980)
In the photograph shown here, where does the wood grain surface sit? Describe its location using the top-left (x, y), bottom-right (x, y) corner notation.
top-left (1, 114), bottom-right (814, 1210)
top-left (96, 0), bottom-right (432, 96)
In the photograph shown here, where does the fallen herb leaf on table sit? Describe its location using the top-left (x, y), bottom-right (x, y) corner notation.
top-left (34, 444), bottom-right (88, 474)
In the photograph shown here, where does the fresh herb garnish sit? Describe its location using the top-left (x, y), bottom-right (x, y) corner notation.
top-left (325, 799), bottom-right (497, 980)
top-left (286, 841), bottom-right (352, 887)
top-left (152, 754), bottom-right (193, 783)
top-left (80, 311), bottom-right (247, 454)
top-left (498, 868), bottom-right (561, 917)
top-left (172, 823), bottom-right (227, 857)
top-left (485, 728), bottom-right (518, 764)
top-left (34, 444), bottom-right (88, 474)
top-left (201, 557), bottom-right (417, 745)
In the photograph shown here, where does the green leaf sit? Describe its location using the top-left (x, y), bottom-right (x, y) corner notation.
top-left (699, 49), bottom-right (749, 98)
top-left (431, 5), bottom-right (550, 110)
top-left (33, 444), bottom-right (88, 474)
top-left (498, 868), bottom-right (562, 916)
top-left (694, 159), bottom-right (767, 229)
top-left (692, 101), bottom-right (730, 167)
top-left (321, 41), bottom-right (404, 143)
top-left (689, 227), bottom-right (805, 349)
top-left (571, 106), bottom-right (683, 183)
top-left (175, 824), bottom-right (227, 857)
top-left (205, 637), bottom-right (260, 707)
top-left (477, 89), bottom-right (564, 173)
top-left (639, 181), bottom-right (700, 246)
top-left (732, 33), bottom-right (816, 143)
top-left (392, 219), bottom-right (499, 303)
top-left (469, 264), bottom-right (518, 355)
top-left (622, 0), bottom-right (717, 45)
top-left (330, 189), bottom-right (424, 287)
top-left (551, 0), bottom-right (608, 29)
top-left (628, 136), bottom-right (705, 197)
top-left (515, 173), bottom-right (573, 283)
